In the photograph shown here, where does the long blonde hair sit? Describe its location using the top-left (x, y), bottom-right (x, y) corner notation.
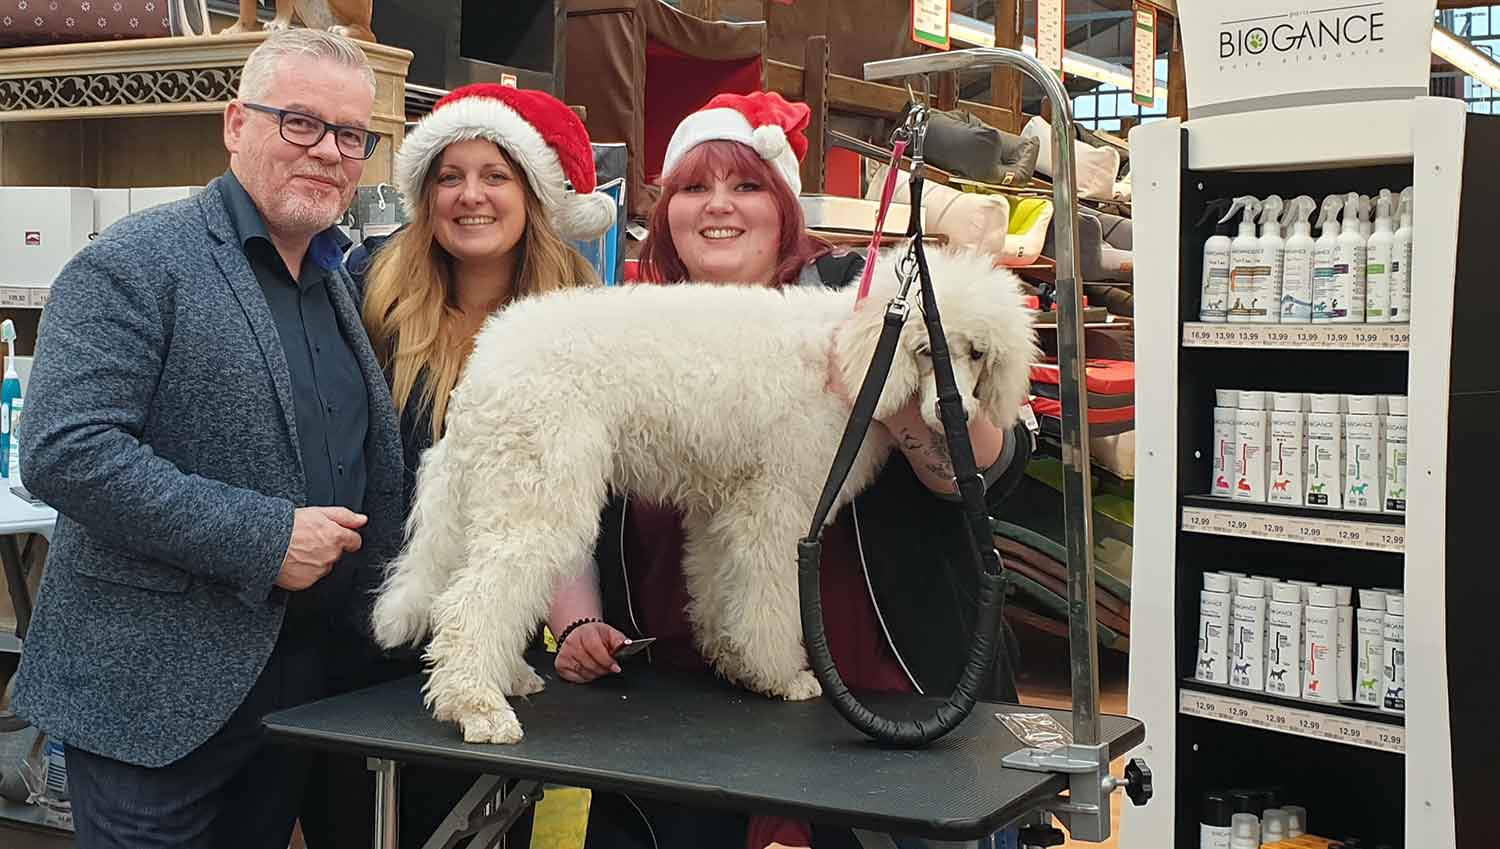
top-left (363, 146), bottom-right (600, 441)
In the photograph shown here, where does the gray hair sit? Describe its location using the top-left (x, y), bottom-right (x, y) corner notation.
top-left (238, 28), bottom-right (376, 102)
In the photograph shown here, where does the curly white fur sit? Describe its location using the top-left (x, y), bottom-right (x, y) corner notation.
top-left (372, 247), bottom-right (1038, 744)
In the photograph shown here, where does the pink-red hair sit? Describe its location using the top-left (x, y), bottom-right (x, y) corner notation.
top-left (639, 139), bottom-right (830, 286)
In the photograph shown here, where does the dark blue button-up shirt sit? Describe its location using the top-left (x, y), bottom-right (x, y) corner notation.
top-left (219, 171), bottom-right (369, 519)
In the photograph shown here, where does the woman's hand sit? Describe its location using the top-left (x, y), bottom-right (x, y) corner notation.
top-left (555, 621), bottom-right (628, 683)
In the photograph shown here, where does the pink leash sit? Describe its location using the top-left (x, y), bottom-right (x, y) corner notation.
top-left (854, 138), bottom-right (908, 305)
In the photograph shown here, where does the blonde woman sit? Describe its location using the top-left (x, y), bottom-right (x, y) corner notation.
top-left (361, 83), bottom-right (614, 504)
top-left (308, 83), bottom-right (614, 849)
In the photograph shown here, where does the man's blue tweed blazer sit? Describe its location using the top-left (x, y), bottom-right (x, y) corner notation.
top-left (13, 176), bottom-right (404, 767)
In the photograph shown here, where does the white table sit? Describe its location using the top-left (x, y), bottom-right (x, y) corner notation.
top-left (0, 482), bottom-right (56, 641)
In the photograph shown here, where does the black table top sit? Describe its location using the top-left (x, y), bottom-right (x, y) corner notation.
top-left (264, 662), bottom-right (1144, 840)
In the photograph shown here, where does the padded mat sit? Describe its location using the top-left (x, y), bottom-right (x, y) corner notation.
top-left (264, 659), bottom-right (1143, 840)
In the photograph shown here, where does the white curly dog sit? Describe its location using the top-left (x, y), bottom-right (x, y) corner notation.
top-left (372, 247), bottom-right (1038, 744)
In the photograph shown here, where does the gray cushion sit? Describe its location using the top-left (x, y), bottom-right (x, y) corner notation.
top-left (922, 109), bottom-right (1040, 187)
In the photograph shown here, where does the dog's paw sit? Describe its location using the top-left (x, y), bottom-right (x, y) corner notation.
top-left (371, 591), bottom-right (427, 649)
top-left (328, 24), bottom-right (357, 37)
top-left (264, 17), bottom-right (292, 32)
top-left (509, 666), bottom-right (546, 696)
top-left (772, 669), bottom-right (823, 701)
top-left (459, 708), bottom-right (524, 745)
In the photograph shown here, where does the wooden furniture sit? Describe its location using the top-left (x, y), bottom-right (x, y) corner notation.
top-left (0, 31), bottom-right (412, 352)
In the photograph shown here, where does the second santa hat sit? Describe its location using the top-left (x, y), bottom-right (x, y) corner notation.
top-left (661, 91), bottom-right (811, 196)
top-left (395, 83), bottom-right (616, 240)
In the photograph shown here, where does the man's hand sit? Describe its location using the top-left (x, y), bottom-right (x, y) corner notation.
top-left (556, 622), bottom-right (628, 683)
top-left (276, 506), bottom-right (367, 591)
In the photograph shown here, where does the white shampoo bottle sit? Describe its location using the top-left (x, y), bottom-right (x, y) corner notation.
top-left (1328, 584), bottom-right (1355, 703)
top-left (1356, 588), bottom-right (1388, 707)
top-left (1305, 394), bottom-right (1344, 508)
top-left (1200, 199), bottom-right (1235, 322)
top-left (1303, 586), bottom-right (1340, 703)
top-left (1365, 189), bottom-right (1395, 323)
top-left (1231, 577), bottom-right (1268, 691)
top-left (1382, 594), bottom-right (1406, 715)
top-left (1268, 392), bottom-right (1305, 505)
top-left (1312, 195), bottom-right (1344, 324)
top-left (1343, 395), bottom-right (1383, 512)
top-left (1391, 187), bottom-right (1413, 323)
top-left (1197, 572), bottom-right (1233, 685)
top-left (1234, 391), bottom-right (1270, 503)
top-left (1279, 196), bottom-right (1317, 323)
top-left (1226, 196), bottom-right (1264, 323)
top-left (1333, 192), bottom-right (1368, 323)
top-left (1384, 395), bottom-right (1408, 514)
top-left (1213, 389), bottom-right (1238, 498)
top-left (1265, 582), bottom-right (1304, 698)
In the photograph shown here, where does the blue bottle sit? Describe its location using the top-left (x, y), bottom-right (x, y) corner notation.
top-left (0, 319), bottom-right (20, 479)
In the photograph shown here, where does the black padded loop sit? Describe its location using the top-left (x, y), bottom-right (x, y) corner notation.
top-left (800, 168), bottom-right (1013, 747)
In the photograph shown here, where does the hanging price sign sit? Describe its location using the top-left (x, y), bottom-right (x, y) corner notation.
top-left (1037, 0), bottom-right (1065, 79)
top-left (911, 0), bottom-right (952, 50)
top-left (1132, 4), bottom-right (1157, 106)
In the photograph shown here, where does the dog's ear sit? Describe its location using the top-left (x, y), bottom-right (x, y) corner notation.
top-left (833, 297), bottom-right (920, 421)
top-left (972, 323), bottom-right (1037, 430)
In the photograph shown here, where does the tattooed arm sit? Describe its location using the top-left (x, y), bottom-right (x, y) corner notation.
top-left (880, 396), bottom-right (1006, 496)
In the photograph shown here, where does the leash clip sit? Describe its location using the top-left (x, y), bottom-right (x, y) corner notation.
top-left (885, 243), bottom-right (921, 321)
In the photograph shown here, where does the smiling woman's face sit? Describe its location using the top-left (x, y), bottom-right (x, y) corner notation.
top-left (429, 139), bottom-right (528, 266)
top-left (665, 167), bottom-right (783, 285)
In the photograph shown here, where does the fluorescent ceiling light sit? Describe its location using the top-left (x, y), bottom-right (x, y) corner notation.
top-left (1432, 24), bottom-right (1500, 91)
top-left (950, 12), bottom-right (1169, 105)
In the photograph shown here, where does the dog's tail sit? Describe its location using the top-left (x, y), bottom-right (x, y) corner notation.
top-left (372, 432), bottom-right (467, 648)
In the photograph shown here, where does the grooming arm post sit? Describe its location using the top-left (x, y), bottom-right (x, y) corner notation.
top-left (864, 46), bottom-right (1099, 749)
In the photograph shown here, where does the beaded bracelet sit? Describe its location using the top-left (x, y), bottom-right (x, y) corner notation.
top-left (555, 617), bottom-right (603, 648)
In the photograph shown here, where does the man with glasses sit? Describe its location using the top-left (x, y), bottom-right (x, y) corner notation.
top-left (11, 28), bottom-right (403, 848)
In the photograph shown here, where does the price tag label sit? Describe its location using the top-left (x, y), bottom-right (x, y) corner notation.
top-left (1250, 702), bottom-right (1291, 730)
top-left (1374, 726), bottom-right (1406, 753)
top-left (1294, 712), bottom-right (1325, 736)
top-left (1368, 526), bottom-right (1406, 552)
top-left (1184, 508), bottom-right (1214, 530)
top-left (29, 288), bottom-right (49, 308)
top-left (1330, 716), bottom-right (1368, 745)
top-left (0, 287), bottom-right (31, 307)
top-left (1259, 517), bottom-right (1288, 537)
top-left (1224, 701), bottom-right (1252, 722)
top-left (1183, 692), bottom-right (1220, 718)
top-left (1214, 513), bottom-right (1251, 534)
top-left (1387, 329), bottom-right (1411, 347)
top-left (1183, 324), bottom-right (1217, 346)
top-left (1332, 523), bottom-right (1365, 546)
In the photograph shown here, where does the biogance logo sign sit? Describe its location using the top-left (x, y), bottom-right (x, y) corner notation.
top-left (1176, 0), bottom-right (1432, 116)
top-left (1219, 3), bottom-right (1386, 69)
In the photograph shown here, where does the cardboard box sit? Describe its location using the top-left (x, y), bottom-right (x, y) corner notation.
top-left (0, 187), bottom-right (94, 290)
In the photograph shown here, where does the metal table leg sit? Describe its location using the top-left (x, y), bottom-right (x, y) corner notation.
top-left (368, 757), bottom-right (400, 849)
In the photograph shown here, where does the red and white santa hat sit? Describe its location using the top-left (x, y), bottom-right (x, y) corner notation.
top-left (395, 83), bottom-right (616, 240)
top-left (661, 91), bottom-right (811, 196)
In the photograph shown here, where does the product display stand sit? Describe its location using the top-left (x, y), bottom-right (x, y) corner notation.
top-left (1123, 96), bottom-right (1500, 848)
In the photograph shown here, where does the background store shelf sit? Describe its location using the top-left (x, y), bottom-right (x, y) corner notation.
top-left (1181, 322), bottom-right (1410, 351)
top-left (1180, 497), bottom-right (1404, 553)
top-left (1179, 682), bottom-right (1405, 755)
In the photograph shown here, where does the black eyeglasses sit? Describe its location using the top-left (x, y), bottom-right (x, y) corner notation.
top-left (242, 102), bottom-right (380, 161)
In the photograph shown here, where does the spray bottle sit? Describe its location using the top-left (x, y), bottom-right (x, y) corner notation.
top-left (1199, 199), bottom-right (1235, 322)
top-left (1357, 194), bottom-right (1374, 240)
top-left (1280, 196), bottom-right (1316, 323)
top-left (1335, 191), bottom-right (1368, 322)
top-left (1253, 195), bottom-right (1285, 324)
top-left (1365, 189), bottom-right (1395, 323)
top-left (1312, 195), bottom-right (1344, 323)
top-left (1223, 198), bottom-right (1261, 322)
top-left (1391, 187), bottom-right (1413, 323)
top-left (0, 320), bottom-right (19, 480)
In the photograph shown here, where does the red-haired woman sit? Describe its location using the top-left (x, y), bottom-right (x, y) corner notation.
top-left (548, 92), bottom-right (1033, 849)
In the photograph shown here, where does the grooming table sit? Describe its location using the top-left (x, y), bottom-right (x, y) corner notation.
top-left (264, 658), bottom-right (1144, 847)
